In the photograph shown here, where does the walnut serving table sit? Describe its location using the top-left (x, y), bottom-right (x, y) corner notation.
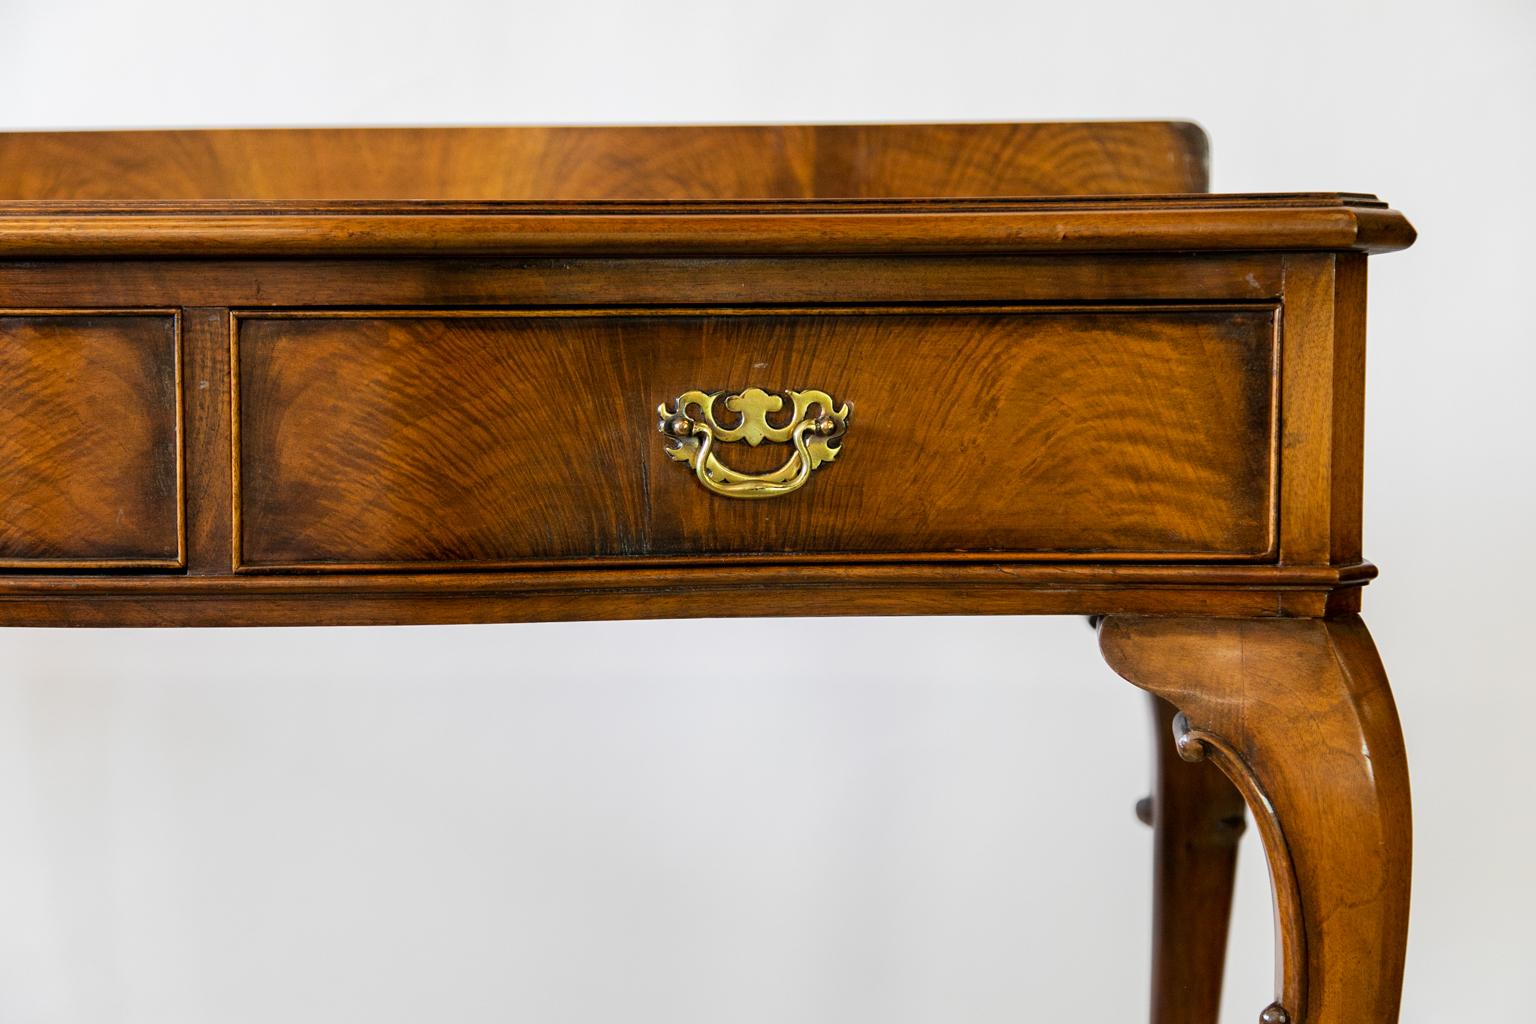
top-left (0, 123), bottom-right (1413, 1024)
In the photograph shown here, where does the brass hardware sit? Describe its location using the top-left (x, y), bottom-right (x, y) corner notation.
top-left (656, 387), bottom-right (851, 499)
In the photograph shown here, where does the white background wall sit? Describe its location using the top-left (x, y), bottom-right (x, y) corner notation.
top-left (1, 1), bottom-right (1531, 1021)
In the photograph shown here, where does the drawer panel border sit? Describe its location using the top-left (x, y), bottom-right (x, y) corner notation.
top-left (229, 304), bottom-right (1281, 573)
top-left (0, 307), bottom-right (185, 571)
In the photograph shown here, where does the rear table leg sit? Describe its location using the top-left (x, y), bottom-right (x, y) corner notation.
top-left (1144, 694), bottom-right (1247, 1024)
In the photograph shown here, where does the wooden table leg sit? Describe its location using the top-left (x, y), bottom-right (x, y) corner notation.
top-left (1099, 615), bottom-right (1411, 1024)
top-left (1144, 694), bottom-right (1247, 1024)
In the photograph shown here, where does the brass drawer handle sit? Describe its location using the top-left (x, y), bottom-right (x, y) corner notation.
top-left (657, 387), bottom-right (851, 499)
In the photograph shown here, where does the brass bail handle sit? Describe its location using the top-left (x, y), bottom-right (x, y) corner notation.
top-left (657, 387), bottom-right (851, 499)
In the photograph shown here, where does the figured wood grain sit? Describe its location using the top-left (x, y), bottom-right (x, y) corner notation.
top-left (231, 308), bottom-right (1277, 569)
top-left (0, 122), bottom-right (1208, 201)
top-left (0, 312), bottom-right (181, 567)
top-left (0, 121), bottom-right (1417, 1024)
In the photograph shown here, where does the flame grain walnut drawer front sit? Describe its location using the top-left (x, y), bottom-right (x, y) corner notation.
top-left (231, 308), bottom-right (1278, 571)
top-left (0, 312), bottom-right (182, 569)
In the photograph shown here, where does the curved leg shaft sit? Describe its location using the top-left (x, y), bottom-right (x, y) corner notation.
top-left (1145, 695), bottom-right (1247, 1024)
top-left (1100, 615), bottom-right (1410, 1024)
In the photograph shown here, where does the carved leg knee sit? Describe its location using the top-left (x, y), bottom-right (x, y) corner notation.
top-left (1100, 616), bottom-right (1411, 1024)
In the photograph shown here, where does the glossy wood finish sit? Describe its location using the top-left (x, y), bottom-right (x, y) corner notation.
top-left (232, 308), bottom-right (1277, 569)
top-left (0, 247), bottom-right (1393, 617)
top-left (0, 194), bottom-right (1414, 258)
top-left (0, 122), bottom-right (1209, 200)
top-left (0, 254), bottom-right (1289, 308)
top-left (0, 312), bottom-right (181, 567)
top-left (0, 562), bottom-right (1375, 627)
top-left (1144, 695), bottom-right (1247, 1024)
top-left (0, 123), bottom-right (1415, 1023)
top-left (1101, 616), bottom-right (1411, 1024)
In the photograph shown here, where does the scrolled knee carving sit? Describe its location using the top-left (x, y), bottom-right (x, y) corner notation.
top-left (1170, 709), bottom-right (1209, 763)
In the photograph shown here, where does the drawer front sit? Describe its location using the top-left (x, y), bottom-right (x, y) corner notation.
top-left (0, 312), bottom-right (181, 568)
top-left (233, 308), bottom-right (1276, 570)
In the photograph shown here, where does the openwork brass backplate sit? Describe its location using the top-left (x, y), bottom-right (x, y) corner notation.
top-left (656, 387), bottom-right (851, 499)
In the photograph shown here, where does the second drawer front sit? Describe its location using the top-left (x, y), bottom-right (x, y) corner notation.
top-left (232, 308), bottom-right (1277, 569)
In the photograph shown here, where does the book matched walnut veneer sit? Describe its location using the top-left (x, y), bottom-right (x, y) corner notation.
top-left (0, 122), bottom-right (1413, 1024)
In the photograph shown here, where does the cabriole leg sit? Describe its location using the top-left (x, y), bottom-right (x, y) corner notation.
top-left (1100, 615), bottom-right (1410, 1024)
